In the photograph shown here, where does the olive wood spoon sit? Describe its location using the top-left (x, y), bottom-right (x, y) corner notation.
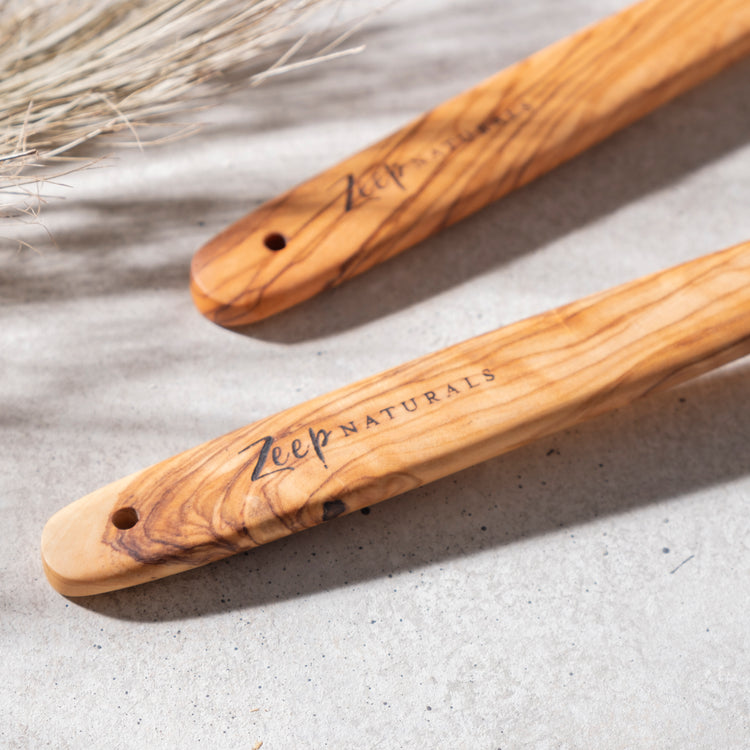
top-left (44, 239), bottom-right (750, 595)
top-left (190, 0), bottom-right (750, 326)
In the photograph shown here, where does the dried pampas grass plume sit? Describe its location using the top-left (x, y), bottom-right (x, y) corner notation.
top-left (0, 0), bottom-right (365, 230)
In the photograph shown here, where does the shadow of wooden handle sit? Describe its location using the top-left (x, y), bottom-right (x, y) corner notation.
top-left (44, 239), bottom-right (750, 595)
top-left (190, 0), bottom-right (750, 326)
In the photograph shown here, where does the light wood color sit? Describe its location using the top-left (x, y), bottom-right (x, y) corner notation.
top-left (190, 0), bottom-right (750, 326)
top-left (44, 240), bottom-right (750, 595)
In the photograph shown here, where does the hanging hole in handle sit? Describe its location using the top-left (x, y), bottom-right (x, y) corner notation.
top-left (111, 507), bottom-right (139, 530)
top-left (264, 232), bottom-right (287, 251)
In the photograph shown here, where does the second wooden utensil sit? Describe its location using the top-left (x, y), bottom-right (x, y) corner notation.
top-left (44, 238), bottom-right (750, 595)
top-left (190, 0), bottom-right (750, 326)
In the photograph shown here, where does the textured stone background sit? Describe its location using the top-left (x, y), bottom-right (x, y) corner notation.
top-left (2, 1), bottom-right (749, 747)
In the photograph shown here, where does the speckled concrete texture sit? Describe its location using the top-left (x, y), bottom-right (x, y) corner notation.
top-left (2, 1), bottom-right (750, 747)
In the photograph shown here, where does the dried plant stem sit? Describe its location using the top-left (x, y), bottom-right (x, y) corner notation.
top-left (0, 0), bottom-right (363, 227)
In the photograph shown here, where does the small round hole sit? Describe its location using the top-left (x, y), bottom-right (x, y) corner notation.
top-left (111, 507), bottom-right (139, 530)
top-left (263, 232), bottom-right (287, 251)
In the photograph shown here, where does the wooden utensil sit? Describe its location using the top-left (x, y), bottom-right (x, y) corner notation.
top-left (43, 239), bottom-right (750, 595)
top-left (190, 0), bottom-right (750, 326)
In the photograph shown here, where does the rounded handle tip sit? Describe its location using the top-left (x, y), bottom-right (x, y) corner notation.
top-left (40, 475), bottom-right (190, 597)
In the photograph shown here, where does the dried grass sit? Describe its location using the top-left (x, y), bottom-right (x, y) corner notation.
top-left (0, 0), bottom-right (364, 228)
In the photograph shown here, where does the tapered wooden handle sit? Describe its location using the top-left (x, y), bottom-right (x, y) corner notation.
top-left (44, 239), bottom-right (750, 595)
top-left (190, 0), bottom-right (750, 326)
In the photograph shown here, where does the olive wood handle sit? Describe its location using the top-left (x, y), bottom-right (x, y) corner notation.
top-left (43, 239), bottom-right (750, 595)
top-left (190, 0), bottom-right (750, 326)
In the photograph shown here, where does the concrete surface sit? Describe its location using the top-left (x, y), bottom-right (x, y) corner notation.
top-left (2, 0), bottom-right (749, 747)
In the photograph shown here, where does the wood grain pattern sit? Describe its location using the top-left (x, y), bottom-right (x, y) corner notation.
top-left (190, 0), bottom-right (750, 326)
top-left (44, 239), bottom-right (750, 595)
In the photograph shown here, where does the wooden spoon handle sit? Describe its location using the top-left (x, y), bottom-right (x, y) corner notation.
top-left (190, 0), bottom-right (750, 326)
top-left (44, 239), bottom-right (750, 595)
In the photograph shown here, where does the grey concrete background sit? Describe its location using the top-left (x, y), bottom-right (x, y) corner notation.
top-left (2, 0), bottom-right (750, 747)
